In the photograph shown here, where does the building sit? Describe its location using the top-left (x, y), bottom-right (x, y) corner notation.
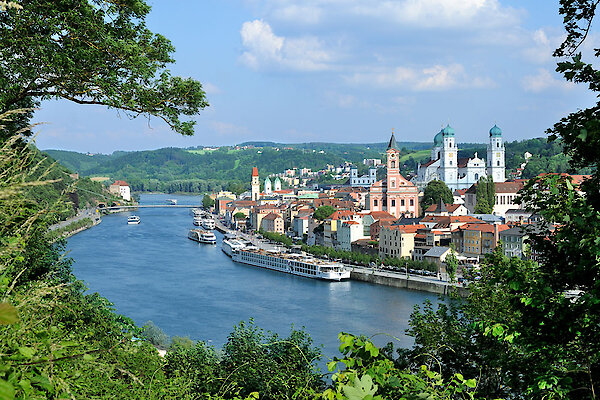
top-left (109, 180), bottom-right (131, 201)
top-left (260, 212), bottom-right (284, 234)
top-left (349, 165), bottom-right (377, 187)
top-left (379, 224), bottom-right (424, 259)
top-left (264, 177), bottom-right (272, 194)
top-left (423, 201), bottom-right (468, 216)
top-left (337, 220), bottom-right (368, 251)
top-left (451, 223), bottom-right (509, 257)
top-left (464, 181), bottom-right (524, 217)
top-left (367, 133), bottom-right (419, 218)
top-left (251, 167), bottom-right (260, 201)
top-left (414, 124), bottom-right (506, 190)
top-left (500, 226), bottom-right (528, 259)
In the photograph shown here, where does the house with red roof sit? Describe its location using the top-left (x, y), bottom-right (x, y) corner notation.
top-left (451, 222), bottom-right (510, 257)
top-left (260, 212), bottom-right (284, 234)
top-left (109, 180), bottom-right (131, 201)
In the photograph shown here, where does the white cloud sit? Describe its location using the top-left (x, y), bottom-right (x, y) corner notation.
top-left (253, 0), bottom-right (520, 30)
top-left (522, 29), bottom-right (563, 64)
top-left (522, 69), bottom-right (574, 92)
top-left (202, 82), bottom-right (221, 95)
top-left (347, 64), bottom-right (494, 91)
top-left (239, 19), bottom-right (335, 71)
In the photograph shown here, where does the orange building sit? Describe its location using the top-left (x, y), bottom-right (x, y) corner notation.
top-left (367, 133), bottom-right (419, 218)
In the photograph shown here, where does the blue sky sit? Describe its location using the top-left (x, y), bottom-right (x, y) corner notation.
top-left (35, 0), bottom-right (595, 153)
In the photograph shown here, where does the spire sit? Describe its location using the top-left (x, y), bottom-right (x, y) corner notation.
top-left (387, 132), bottom-right (399, 150)
top-left (252, 167), bottom-right (258, 177)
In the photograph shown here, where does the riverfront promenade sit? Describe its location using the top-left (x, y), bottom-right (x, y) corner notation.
top-left (214, 216), bottom-right (467, 296)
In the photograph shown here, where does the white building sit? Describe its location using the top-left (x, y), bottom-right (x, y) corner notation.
top-left (337, 220), bottom-right (368, 251)
top-left (349, 166), bottom-right (377, 187)
top-left (109, 180), bottom-right (131, 201)
top-left (414, 125), bottom-right (505, 191)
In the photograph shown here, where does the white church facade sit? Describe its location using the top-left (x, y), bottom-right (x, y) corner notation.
top-left (414, 124), bottom-right (505, 191)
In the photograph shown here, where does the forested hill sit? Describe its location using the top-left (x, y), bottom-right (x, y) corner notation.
top-left (43, 137), bottom-right (586, 194)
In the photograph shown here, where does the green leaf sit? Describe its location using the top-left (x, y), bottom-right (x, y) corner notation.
top-left (0, 379), bottom-right (15, 400)
top-left (327, 361), bottom-right (338, 372)
top-left (465, 379), bottom-right (477, 388)
top-left (578, 129), bottom-right (588, 141)
top-left (0, 303), bottom-right (18, 325)
top-left (492, 325), bottom-right (504, 337)
top-left (341, 374), bottom-right (378, 400)
top-left (18, 346), bottom-right (35, 359)
top-left (82, 353), bottom-right (94, 362)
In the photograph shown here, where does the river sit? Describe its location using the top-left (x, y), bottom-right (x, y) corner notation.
top-left (67, 193), bottom-right (439, 361)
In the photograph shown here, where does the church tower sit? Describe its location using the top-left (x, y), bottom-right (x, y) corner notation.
top-left (439, 124), bottom-right (458, 189)
top-left (264, 177), bottom-right (272, 194)
top-left (251, 167), bottom-right (260, 201)
top-left (487, 125), bottom-right (505, 182)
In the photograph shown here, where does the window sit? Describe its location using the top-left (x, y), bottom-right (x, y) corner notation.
top-left (450, 160), bottom-right (453, 166)
top-left (391, 161), bottom-right (396, 168)
top-left (497, 142), bottom-right (499, 147)
top-left (391, 199), bottom-right (396, 207)
top-left (497, 160), bottom-right (500, 166)
top-left (401, 199), bottom-right (405, 206)
top-left (475, 173), bottom-right (479, 180)
top-left (410, 199), bottom-right (414, 206)
top-left (374, 199), bottom-right (378, 206)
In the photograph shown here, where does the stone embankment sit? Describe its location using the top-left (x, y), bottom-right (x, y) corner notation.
top-left (350, 267), bottom-right (469, 296)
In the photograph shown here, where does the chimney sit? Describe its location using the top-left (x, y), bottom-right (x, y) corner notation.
top-left (493, 224), bottom-right (499, 248)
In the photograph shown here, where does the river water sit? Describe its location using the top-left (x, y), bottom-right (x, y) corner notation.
top-left (67, 193), bottom-right (438, 360)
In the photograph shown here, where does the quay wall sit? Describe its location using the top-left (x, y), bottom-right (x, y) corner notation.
top-left (350, 269), bottom-right (469, 297)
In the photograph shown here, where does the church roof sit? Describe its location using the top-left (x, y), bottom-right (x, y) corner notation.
top-left (442, 124), bottom-right (455, 137)
top-left (489, 124), bottom-right (502, 137)
top-left (433, 129), bottom-right (444, 146)
top-left (387, 133), bottom-right (399, 151)
top-left (265, 176), bottom-right (271, 183)
top-left (252, 167), bottom-right (258, 177)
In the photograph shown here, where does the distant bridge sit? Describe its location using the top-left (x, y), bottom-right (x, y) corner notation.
top-left (100, 205), bottom-right (201, 210)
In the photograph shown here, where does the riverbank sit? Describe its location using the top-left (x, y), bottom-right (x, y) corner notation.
top-left (214, 216), bottom-right (467, 296)
top-left (49, 208), bottom-right (102, 240)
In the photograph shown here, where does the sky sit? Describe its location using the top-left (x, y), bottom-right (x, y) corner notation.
top-left (35, 0), bottom-right (596, 153)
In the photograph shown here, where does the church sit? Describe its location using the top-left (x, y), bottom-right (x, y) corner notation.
top-left (414, 124), bottom-right (505, 191)
top-left (366, 133), bottom-right (419, 218)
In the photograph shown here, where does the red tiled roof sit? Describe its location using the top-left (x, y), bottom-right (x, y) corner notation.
top-left (459, 223), bottom-right (510, 233)
top-left (263, 212), bottom-right (282, 221)
top-left (252, 167), bottom-right (258, 177)
top-left (425, 203), bottom-right (463, 213)
top-left (368, 211), bottom-right (396, 220)
top-left (537, 173), bottom-right (591, 186)
top-left (329, 210), bottom-right (355, 220)
top-left (112, 180), bottom-right (129, 186)
top-left (457, 157), bottom-right (470, 168)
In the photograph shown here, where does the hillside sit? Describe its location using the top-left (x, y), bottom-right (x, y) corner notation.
top-left (43, 138), bottom-right (585, 194)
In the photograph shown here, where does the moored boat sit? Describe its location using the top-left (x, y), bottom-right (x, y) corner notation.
top-left (127, 215), bottom-right (140, 225)
top-left (188, 229), bottom-right (216, 244)
top-left (201, 217), bottom-right (215, 230)
top-left (222, 238), bottom-right (254, 257)
top-left (166, 199), bottom-right (177, 205)
top-left (231, 248), bottom-right (349, 281)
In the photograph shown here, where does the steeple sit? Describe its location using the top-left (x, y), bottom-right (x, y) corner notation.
top-left (387, 130), bottom-right (399, 151)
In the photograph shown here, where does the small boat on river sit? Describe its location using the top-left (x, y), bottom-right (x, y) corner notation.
top-left (127, 215), bottom-right (140, 225)
top-left (166, 199), bottom-right (177, 205)
top-left (188, 229), bottom-right (216, 244)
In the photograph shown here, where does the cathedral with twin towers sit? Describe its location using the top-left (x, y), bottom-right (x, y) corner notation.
top-left (414, 124), bottom-right (506, 191)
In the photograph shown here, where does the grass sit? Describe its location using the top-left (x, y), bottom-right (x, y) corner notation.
top-left (400, 149), bottom-right (430, 162)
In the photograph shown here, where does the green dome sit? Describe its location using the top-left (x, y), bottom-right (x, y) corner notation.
top-left (433, 129), bottom-right (444, 146)
top-left (489, 124), bottom-right (502, 137)
top-left (442, 124), bottom-right (455, 137)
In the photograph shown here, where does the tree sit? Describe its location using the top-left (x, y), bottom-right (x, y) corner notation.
top-left (233, 212), bottom-right (246, 220)
top-left (0, 0), bottom-right (209, 140)
top-left (421, 180), bottom-right (453, 210)
top-left (313, 205), bottom-right (336, 220)
top-left (202, 194), bottom-right (215, 209)
top-left (474, 176), bottom-right (494, 214)
top-left (444, 246), bottom-right (458, 283)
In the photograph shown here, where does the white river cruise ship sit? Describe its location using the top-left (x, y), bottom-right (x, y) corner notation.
top-left (231, 248), bottom-right (350, 281)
